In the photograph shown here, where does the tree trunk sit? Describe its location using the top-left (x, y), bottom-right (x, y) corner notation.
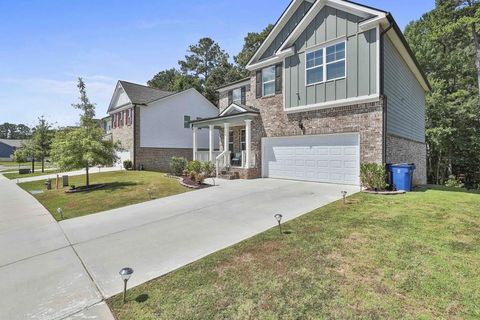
top-left (31, 157), bottom-right (35, 174)
top-left (41, 156), bottom-right (45, 173)
top-left (86, 165), bottom-right (89, 188)
top-left (472, 23), bottom-right (480, 94)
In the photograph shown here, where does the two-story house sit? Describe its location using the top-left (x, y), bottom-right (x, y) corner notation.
top-left (108, 80), bottom-right (219, 170)
top-left (191, 0), bottom-right (429, 186)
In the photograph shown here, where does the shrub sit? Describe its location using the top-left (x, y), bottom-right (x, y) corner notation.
top-left (202, 161), bottom-right (216, 178)
top-left (187, 160), bottom-right (202, 174)
top-left (123, 160), bottom-right (133, 170)
top-left (195, 173), bottom-right (205, 184)
top-left (360, 163), bottom-right (388, 191)
top-left (445, 175), bottom-right (464, 188)
top-left (170, 157), bottom-right (188, 176)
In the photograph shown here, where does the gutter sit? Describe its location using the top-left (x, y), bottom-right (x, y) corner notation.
top-left (380, 14), bottom-right (394, 164)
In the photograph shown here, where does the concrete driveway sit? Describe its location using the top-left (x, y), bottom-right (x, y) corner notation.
top-left (61, 178), bottom-right (358, 298)
top-left (0, 175), bottom-right (357, 319)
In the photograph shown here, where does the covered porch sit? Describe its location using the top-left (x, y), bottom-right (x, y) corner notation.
top-left (191, 104), bottom-right (260, 178)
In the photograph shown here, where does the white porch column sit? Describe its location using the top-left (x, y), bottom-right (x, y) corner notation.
top-left (192, 126), bottom-right (198, 161)
top-left (245, 119), bottom-right (252, 169)
top-left (208, 125), bottom-right (214, 162)
top-left (223, 123), bottom-right (230, 167)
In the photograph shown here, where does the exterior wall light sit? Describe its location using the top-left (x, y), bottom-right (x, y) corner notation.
top-left (274, 214), bottom-right (283, 234)
top-left (119, 267), bottom-right (134, 304)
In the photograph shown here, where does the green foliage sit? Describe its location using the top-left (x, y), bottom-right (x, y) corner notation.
top-left (360, 163), bottom-right (388, 191)
top-left (0, 122), bottom-right (32, 139)
top-left (51, 78), bottom-right (119, 186)
top-left (123, 160), bottom-right (133, 170)
top-left (234, 24), bottom-right (273, 70)
top-left (201, 161), bottom-right (216, 178)
top-left (445, 175), bottom-right (465, 188)
top-left (405, 1), bottom-right (480, 188)
top-left (170, 157), bottom-right (188, 176)
top-left (186, 160), bottom-right (202, 174)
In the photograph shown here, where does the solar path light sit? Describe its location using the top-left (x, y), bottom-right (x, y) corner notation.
top-left (341, 191), bottom-right (348, 205)
top-left (57, 208), bottom-right (64, 220)
top-left (119, 267), bottom-right (134, 304)
top-left (274, 214), bottom-right (283, 235)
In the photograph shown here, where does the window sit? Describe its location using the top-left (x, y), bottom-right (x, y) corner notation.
top-left (326, 42), bottom-right (346, 81)
top-left (306, 49), bottom-right (323, 85)
top-left (229, 130), bottom-right (234, 153)
top-left (184, 115), bottom-right (191, 128)
top-left (262, 66), bottom-right (276, 96)
top-left (306, 41), bottom-right (346, 86)
top-left (241, 129), bottom-right (246, 151)
top-left (232, 88), bottom-right (242, 104)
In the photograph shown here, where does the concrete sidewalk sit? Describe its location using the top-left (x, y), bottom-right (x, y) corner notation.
top-left (0, 174), bottom-right (114, 320)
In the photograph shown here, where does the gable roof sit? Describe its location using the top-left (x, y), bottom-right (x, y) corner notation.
top-left (219, 103), bottom-right (260, 117)
top-left (119, 81), bottom-right (173, 105)
top-left (0, 139), bottom-right (25, 148)
top-left (246, 0), bottom-right (430, 91)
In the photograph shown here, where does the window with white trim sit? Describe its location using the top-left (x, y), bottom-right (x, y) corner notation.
top-left (232, 88), bottom-right (242, 104)
top-left (306, 41), bottom-right (346, 86)
top-left (262, 66), bottom-right (276, 96)
top-left (326, 42), bottom-right (346, 81)
top-left (306, 49), bottom-right (324, 85)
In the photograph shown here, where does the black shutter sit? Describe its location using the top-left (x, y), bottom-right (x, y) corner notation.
top-left (241, 86), bottom-right (246, 105)
top-left (275, 63), bottom-right (282, 94)
top-left (228, 90), bottom-right (233, 105)
top-left (256, 70), bottom-right (262, 98)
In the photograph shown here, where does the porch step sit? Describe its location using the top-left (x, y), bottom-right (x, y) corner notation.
top-left (218, 171), bottom-right (240, 180)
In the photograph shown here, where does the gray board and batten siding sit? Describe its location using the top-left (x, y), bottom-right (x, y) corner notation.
top-left (284, 6), bottom-right (378, 109)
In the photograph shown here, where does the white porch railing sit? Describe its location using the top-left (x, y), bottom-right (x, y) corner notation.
top-left (215, 151), bottom-right (231, 177)
top-left (239, 151), bottom-right (256, 169)
top-left (196, 151), bottom-right (222, 163)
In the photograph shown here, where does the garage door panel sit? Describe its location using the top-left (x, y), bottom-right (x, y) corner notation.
top-left (263, 134), bottom-right (360, 185)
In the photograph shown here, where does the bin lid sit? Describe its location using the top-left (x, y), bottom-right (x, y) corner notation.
top-left (390, 163), bottom-right (416, 169)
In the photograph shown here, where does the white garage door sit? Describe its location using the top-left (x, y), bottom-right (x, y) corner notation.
top-left (262, 133), bottom-right (360, 185)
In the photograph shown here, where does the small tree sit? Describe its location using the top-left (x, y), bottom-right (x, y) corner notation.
top-left (51, 78), bottom-right (118, 187)
top-left (31, 116), bottom-right (53, 173)
top-left (13, 139), bottom-right (38, 173)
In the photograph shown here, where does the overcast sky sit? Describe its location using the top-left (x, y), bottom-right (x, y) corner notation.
top-left (0, 0), bottom-right (434, 127)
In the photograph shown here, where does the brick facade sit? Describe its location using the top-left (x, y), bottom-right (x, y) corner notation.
top-left (386, 134), bottom-right (427, 185)
top-left (111, 106), bottom-right (194, 172)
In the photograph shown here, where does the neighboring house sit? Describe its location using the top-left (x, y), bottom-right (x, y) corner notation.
top-left (107, 81), bottom-right (219, 170)
top-left (191, 0), bottom-right (429, 185)
top-left (0, 139), bottom-right (24, 161)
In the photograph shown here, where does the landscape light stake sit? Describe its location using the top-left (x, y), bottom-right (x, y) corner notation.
top-left (341, 191), bottom-right (348, 205)
top-left (119, 267), bottom-right (134, 304)
top-left (57, 208), bottom-right (64, 220)
top-left (274, 214), bottom-right (283, 235)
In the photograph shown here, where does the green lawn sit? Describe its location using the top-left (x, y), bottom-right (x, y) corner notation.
top-left (3, 168), bottom-right (61, 180)
top-left (108, 186), bottom-right (480, 319)
top-left (18, 171), bottom-right (190, 220)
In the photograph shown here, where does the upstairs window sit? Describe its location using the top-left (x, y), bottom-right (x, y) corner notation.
top-left (326, 42), bottom-right (346, 81)
top-left (184, 115), bottom-right (191, 128)
top-left (306, 49), bottom-right (324, 85)
top-left (306, 41), bottom-right (346, 86)
top-left (262, 66), bottom-right (276, 96)
top-left (232, 88), bottom-right (242, 104)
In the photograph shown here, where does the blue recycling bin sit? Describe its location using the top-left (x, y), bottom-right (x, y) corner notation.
top-left (388, 163), bottom-right (416, 191)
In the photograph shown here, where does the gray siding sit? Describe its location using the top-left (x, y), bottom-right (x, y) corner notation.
top-left (285, 6), bottom-right (377, 109)
top-left (260, 1), bottom-right (313, 60)
top-left (384, 37), bottom-right (425, 143)
top-left (0, 142), bottom-right (15, 158)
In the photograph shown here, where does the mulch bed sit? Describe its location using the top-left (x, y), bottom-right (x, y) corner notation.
top-left (65, 184), bottom-right (106, 193)
top-left (165, 174), bottom-right (211, 190)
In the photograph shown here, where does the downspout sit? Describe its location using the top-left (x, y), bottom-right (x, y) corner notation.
top-left (380, 14), bottom-right (394, 164)
top-left (132, 104), bottom-right (138, 170)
